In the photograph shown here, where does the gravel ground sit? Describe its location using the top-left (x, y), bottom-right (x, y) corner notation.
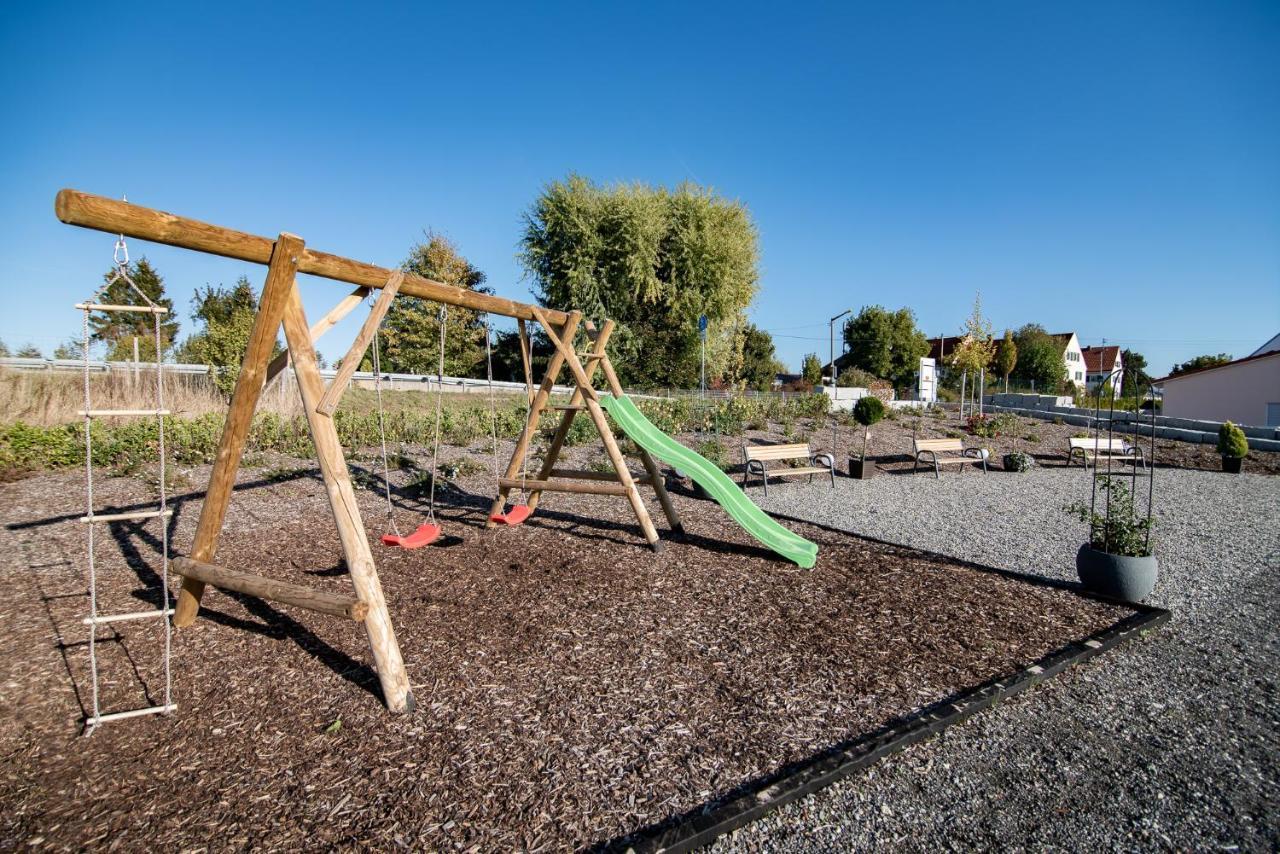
top-left (709, 466), bottom-right (1280, 851)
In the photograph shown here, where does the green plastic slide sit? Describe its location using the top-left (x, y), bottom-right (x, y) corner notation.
top-left (599, 394), bottom-right (819, 569)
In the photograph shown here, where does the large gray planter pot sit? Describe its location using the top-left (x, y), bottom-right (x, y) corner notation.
top-left (1075, 544), bottom-right (1158, 603)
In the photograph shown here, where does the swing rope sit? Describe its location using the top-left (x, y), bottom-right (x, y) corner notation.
top-left (374, 301), bottom-right (447, 549)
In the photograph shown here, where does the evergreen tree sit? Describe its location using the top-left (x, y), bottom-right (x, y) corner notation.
top-left (376, 233), bottom-right (491, 376)
top-left (0, 338), bottom-right (9, 357)
top-left (801, 353), bottom-right (823, 385)
top-left (54, 338), bottom-right (85, 360)
top-left (89, 258), bottom-right (179, 360)
top-left (16, 344), bottom-right (42, 358)
top-left (1120, 349), bottom-right (1151, 396)
top-left (994, 329), bottom-right (1017, 391)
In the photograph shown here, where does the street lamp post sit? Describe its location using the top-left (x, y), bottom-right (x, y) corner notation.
top-left (829, 308), bottom-right (852, 461)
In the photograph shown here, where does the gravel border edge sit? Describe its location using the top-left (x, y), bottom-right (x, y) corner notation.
top-left (601, 520), bottom-right (1173, 854)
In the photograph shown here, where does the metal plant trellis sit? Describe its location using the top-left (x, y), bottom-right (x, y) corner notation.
top-left (1085, 366), bottom-right (1158, 555)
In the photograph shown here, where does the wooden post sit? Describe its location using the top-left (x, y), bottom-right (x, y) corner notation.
top-left (315, 271), bottom-right (403, 416)
top-left (280, 284), bottom-right (414, 713)
top-left (517, 319), bottom-right (533, 407)
top-left (533, 309), bottom-right (662, 550)
top-left (174, 234), bottom-right (303, 628)
top-left (485, 311), bottom-right (582, 527)
top-left (525, 319), bottom-right (615, 513)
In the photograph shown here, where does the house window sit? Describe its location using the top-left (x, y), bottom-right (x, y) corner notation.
top-left (1076, 371), bottom-right (1083, 381)
top-left (1268, 403), bottom-right (1280, 427)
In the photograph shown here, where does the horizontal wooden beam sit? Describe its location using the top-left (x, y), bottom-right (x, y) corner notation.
top-left (55, 189), bottom-right (570, 325)
top-left (173, 557), bottom-right (367, 621)
top-left (548, 467), bottom-right (653, 485)
top-left (498, 477), bottom-right (630, 496)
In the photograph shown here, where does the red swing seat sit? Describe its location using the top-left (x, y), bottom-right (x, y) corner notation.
top-left (381, 522), bottom-right (442, 549)
top-left (489, 504), bottom-right (532, 526)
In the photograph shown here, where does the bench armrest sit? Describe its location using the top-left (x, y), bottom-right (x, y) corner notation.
top-left (811, 452), bottom-right (834, 469)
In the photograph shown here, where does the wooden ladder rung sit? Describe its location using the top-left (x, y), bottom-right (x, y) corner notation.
top-left (577, 352), bottom-right (605, 359)
top-left (88, 703), bottom-right (177, 725)
top-left (81, 509), bottom-right (173, 524)
top-left (83, 608), bottom-right (174, 626)
top-left (75, 303), bottom-right (169, 315)
top-left (548, 468), bottom-right (653, 485)
top-left (499, 476), bottom-right (630, 496)
top-left (78, 409), bottom-right (171, 417)
top-left (546, 404), bottom-right (585, 411)
top-left (172, 557), bottom-right (367, 621)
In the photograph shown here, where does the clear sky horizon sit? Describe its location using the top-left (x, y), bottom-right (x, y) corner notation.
top-left (1, 1), bottom-right (1276, 379)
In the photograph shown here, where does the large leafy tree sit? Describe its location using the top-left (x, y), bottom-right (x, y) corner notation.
top-left (89, 258), bottom-right (179, 360)
top-left (801, 353), bottom-right (822, 385)
top-left (842, 305), bottom-right (929, 390)
top-left (179, 276), bottom-right (278, 396)
top-left (1169, 353), bottom-right (1232, 377)
top-left (520, 175), bottom-right (759, 389)
top-left (376, 233), bottom-right (491, 376)
top-left (1010, 324), bottom-right (1068, 391)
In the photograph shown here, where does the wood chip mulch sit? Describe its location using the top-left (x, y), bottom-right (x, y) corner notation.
top-left (0, 465), bottom-right (1134, 850)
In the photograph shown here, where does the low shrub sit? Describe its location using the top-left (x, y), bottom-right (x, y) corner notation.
top-left (1217, 421), bottom-right (1249, 459)
top-left (694, 438), bottom-right (731, 472)
top-left (965, 411), bottom-right (1020, 438)
top-left (1066, 477), bottom-right (1154, 557)
top-left (1003, 451), bottom-right (1036, 472)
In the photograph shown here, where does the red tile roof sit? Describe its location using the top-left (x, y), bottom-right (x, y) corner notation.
top-left (1081, 345), bottom-right (1121, 373)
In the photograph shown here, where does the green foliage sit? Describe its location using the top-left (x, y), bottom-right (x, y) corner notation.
top-left (1003, 451), bottom-right (1036, 471)
top-left (801, 353), bottom-right (822, 385)
top-left (0, 338), bottom-right (8, 357)
top-left (731, 323), bottom-right (782, 391)
top-left (1023, 433), bottom-right (1041, 443)
top-left (694, 438), bottom-right (731, 472)
top-left (438, 457), bottom-right (485, 480)
top-left (842, 305), bottom-right (929, 389)
top-left (178, 277), bottom-right (276, 396)
top-left (1170, 353), bottom-right (1232, 377)
top-left (835, 366), bottom-right (887, 389)
top-left (995, 329), bottom-right (1017, 385)
top-left (1119, 349), bottom-right (1150, 397)
top-left (1066, 477), bottom-right (1154, 557)
top-left (965, 411), bottom-right (1021, 438)
top-left (1010, 324), bottom-right (1068, 391)
top-left (90, 258), bottom-right (179, 360)
top-left (947, 293), bottom-right (996, 375)
top-left (379, 233), bottom-right (492, 376)
top-left (520, 175), bottom-right (759, 389)
top-left (1217, 421), bottom-right (1249, 458)
top-left (16, 344), bottom-right (43, 358)
top-left (852, 395), bottom-right (885, 427)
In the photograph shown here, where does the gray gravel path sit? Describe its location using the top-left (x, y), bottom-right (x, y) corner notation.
top-left (710, 467), bottom-right (1279, 851)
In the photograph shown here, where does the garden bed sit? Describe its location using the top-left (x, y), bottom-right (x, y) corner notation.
top-left (0, 464), bottom-right (1146, 850)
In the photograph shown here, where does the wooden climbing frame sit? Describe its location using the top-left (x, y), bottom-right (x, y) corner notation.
top-left (55, 189), bottom-right (683, 714)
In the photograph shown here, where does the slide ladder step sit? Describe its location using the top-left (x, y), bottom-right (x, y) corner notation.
top-left (82, 509), bottom-right (173, 524)
top-left (79, 409), bottom-right (171, 417)
top-left (75, 303), bottom-right (169, 315)
top-left (88, 704), bottom-right (177, 726)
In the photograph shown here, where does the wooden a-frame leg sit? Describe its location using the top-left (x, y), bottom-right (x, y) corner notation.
top-left (486, 311), bottom-right (582, 527)
top-left (315, 271), bottom-right (403, 417)
top-left (280, 283), bottom-right (414, 713)
top-left (526, 319), bottom-right (615, 514)
top-left (264, 285), bottom-right (369, 386)
top-left (595, 346), bottom-right (683, 534)
top-left (174, 234), bottom-right (303, 628)
top-left (533, 309), bottom-right (662, 551)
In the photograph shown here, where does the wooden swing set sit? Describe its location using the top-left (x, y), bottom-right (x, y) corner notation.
top-left (57, 189), bottom-right (683, 714)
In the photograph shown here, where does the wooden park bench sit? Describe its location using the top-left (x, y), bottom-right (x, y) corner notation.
top-left (912, 437), bottom-right (988, 479)
top-left (1067, 437), bottom-right (1146, 470)
top-left (742, 443), bottom-right (835, 495)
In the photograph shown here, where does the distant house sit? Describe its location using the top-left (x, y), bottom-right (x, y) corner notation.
top-left (1081, 345), bottom-right (1124, 397)
top-left (924, 332), bottom-right (1086, 391)
top-left (1153, 338), bottom-right (1280, 428)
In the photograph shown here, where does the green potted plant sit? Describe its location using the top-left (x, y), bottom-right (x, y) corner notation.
top-left (1066, 476), bottom-right (1157, 602)
top-left (1217, 421), bottom-right (1248, 474)
top-left (850, 395), bottom-right (885, 478)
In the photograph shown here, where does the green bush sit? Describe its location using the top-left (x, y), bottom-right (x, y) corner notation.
top-left (1003, 451), bottom-right (1036, 472)
top-left (1217, 421), bottom-right (1248, 458)
top-left (853, 395), bottom-right (886, 427)
top-left (694, 438), bottom-right (731, 472)
top-left (1066, 477), bottom-right (1154, 557)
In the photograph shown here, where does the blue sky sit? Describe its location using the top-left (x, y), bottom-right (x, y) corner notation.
top-left (0, 1), bottom-right (1276, 377)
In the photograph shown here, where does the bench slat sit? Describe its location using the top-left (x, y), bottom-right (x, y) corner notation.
top-left (914, 438), bottom-right (964, 452)
top-left (744, 444), bottom-right (813, 460)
